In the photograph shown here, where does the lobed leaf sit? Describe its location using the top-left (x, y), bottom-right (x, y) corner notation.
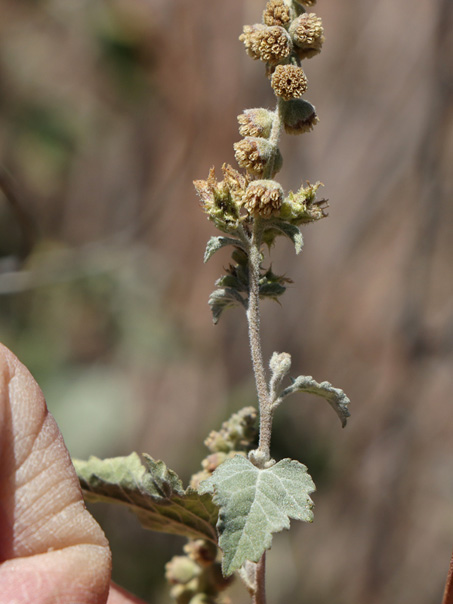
top-left (74, 453), bottom-right (218, 542)
top-left (278, 375), bottom-right (351, 427)
top-left (199, 455), bottom-right (315, 576)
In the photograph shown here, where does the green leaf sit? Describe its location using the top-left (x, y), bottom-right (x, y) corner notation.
top-left (259, 281), bottom-right (286, 298)
top-left (74, 453), bottom-right (218, 542)
top-left (208, 287), bottom-right (247, 324)
top-left (204, 236), bottom-right (245, 263)
top-left (279, 375), bottom-right (351, 427)
top-left (265, 220), bottom-right (304, 254)
top-left (198, 455), bottom-right (315, 576)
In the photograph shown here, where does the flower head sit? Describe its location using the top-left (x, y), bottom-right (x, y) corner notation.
top-left (271, 64), bottom-right (308, 100)
top-left (289, 13), bottom-right (324, 59)
top-left (237, 108), bottom-right (274, 138)
top-left (193, 164), bottom-right (249, 232)
top-left (240, 24), bottom-right (292, 65)
top-left (244, 180), bottom-right (284, 218)
top-left (234, 137), bottom-right (282, 177)
top-left (262, 0), bottom-right (291, 28)
top-left (280, 98), bottom-right (319, 134)
top-left (280, 181), bottom-right (328, 224)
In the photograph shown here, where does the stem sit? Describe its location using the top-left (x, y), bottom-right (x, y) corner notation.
top-left (442, 549), bottom-right (453, 604)
top-left (246, 220), bottom-right (272, 463)
top-left (252, 553), bottom-right (266, 604)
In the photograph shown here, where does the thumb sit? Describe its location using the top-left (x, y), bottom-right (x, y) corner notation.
top-left (0, 343), bottom-right (112, 604)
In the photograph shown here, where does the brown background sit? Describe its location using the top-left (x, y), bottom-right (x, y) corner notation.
top-left (0, 0), bottom-right (452, 603)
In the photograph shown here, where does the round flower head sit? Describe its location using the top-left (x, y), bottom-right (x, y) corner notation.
top-left (234, 137), bottom-right (282, 177)
top-left (256, 26), bottom-right (292, 65)
top-left (238, 108), bottom-right (274, 138)
top-left (280, 98), bottom-right (319, 134)
top-left (244, 180), bottom-right (284, 218)
top-left (271, 64), bottom-right (308, 100)
top-left (289, 13), bottom-right (324, 59)
top-left (239, 24), bottom-right (267, 60)
top-left (262, 0), bottom-right (291, 27)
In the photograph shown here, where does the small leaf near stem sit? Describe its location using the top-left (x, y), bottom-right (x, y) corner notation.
top-left (274, 375), bottom-right (351, 427)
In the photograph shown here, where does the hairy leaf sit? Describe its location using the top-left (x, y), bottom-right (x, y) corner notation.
top-left (208, 287), bottom-right (247, 324)
top-left (264, 220), bottom-right (304, 254)
top-left (204, 237), bottom-right (246, 263)
top-left (278, 375), bottom-right (351, 427)
top-left (74, 453), bottom-right (218, 542)
top-left (199, 455), bottom-right (315, 576)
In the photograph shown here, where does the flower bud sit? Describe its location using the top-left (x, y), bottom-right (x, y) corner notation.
top-left (183, 540), bottom-right (217, 567)
top-left (244, 180), bottom-right (284, 218)
top-left (280, 98), bottom-right (319, 134)
top-left (271, 64), bottom-right (308, 100)
top-left (238, 108), bottom-right (274, 138)
top-left (262, 0), bottom-right (291, 27)
top-left (269, 351), bottom-right (292, 377)
top-left (289, 13), bottom-right (324, 59)
top-left (166, 556), bottom-right (200, 585)
top-left (234, 137), bottom-right (282, 177)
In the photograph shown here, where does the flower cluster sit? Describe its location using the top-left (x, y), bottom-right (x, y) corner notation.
top-left (194, 0), bottom-right (328, 327)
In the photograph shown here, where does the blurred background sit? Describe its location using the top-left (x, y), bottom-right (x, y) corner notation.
top-left (0, 0), bottom-right (452, 602)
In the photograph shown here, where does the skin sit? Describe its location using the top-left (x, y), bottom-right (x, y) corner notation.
top-left (0, 343), bottom-right (146, 604)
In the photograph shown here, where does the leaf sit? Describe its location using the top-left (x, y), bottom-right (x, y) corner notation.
top-left (74, 453), bottom-right (218, 542)
top-left (259, 281), bottom-right (287, 298)
top-left (279, 375), bottom-right (351, 427)
top-left (198, 455), bottom-right (315, 576)
top-left (204, 236), bottom-right (245, 263)
top-left (208, 287), bottom-right (247, 324)
top-left (265, 220), bottom-right (304, 254)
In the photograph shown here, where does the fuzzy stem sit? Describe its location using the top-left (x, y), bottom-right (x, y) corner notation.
top-left (246, 220), bottom-right (272, 464)
top-left (442, 549), bottom-right (453, 604)
top-left (252, 553), bottom-right (267, 604)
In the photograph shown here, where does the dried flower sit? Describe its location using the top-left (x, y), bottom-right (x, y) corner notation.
top-left (271, 64), bottom-right (308, 100)
top-left (193, 164), bottom-right (248, 232)
top-left (280, 181), bottom-right (328, 224)
top-left (241, 25), bottom-right (292, 65)
top-left (238, 108), bottom-right (274, 138)
top-left (280, 98), bottom-right (319, 134)
top-left (244, 180), bottom-right (284, 218)
top-left (234, 137), bottom-right (282, 176)
top-left (289, 13), bottom-right (324, 59)
top-left (239, 24), bottom-right (267, 60)
top-left (262, 0), bottom-right (291, 27)
top-left (258, 25), bottom-right (292, 64)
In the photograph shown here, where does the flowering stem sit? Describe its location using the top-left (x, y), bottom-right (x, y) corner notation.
top-left (246, 218), bottom-right (272, 465)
